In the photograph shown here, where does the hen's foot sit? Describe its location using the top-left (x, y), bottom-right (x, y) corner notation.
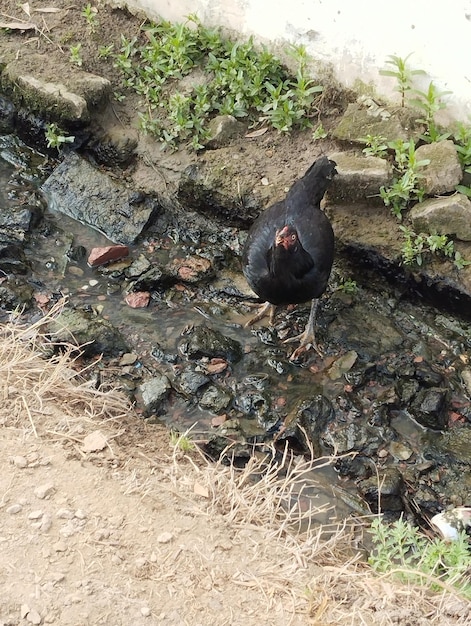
top-left (282, 298), bottom-right (324, 360)
top-left (244, 302), bottom-right (277, 327)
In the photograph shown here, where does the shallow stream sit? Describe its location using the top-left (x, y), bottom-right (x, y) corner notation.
top-left (2, 135), bottom-right (471, 526)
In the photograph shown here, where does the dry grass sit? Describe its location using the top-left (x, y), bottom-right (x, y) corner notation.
top-left (168, 442), bottom-right (471, 625)
top-left (0, 299), bottom-right (130, 439)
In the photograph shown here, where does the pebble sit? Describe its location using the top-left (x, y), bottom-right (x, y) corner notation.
top-left (6, 504), bottom-right (22, 515)
top-left (28, 510), bottom-right (44, 520)
top-left (156, 531), bottom-right (173, 544)
top-left (141, 607), bottom-right (151, 617)
top-left (27, 608), bottom-right (42, 624)
top-left (57, 508), bottom-right (75, 519)
top-left (82, 430), bottom-right (108, 452)
top-left (53, 540), bottom-right (68, 552)
top-left (10, 455), bottom-right (28, 468)
top-left (34, 483), bottom-right (55, 499)
top-left (20, 606), bottom-right (41, 625)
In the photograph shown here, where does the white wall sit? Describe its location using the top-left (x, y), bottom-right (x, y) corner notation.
top-left (120, 0), bottom-right (471, 122)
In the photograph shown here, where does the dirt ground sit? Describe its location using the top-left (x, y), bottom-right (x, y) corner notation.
top-left (1, 3), bottom-right (471, 625)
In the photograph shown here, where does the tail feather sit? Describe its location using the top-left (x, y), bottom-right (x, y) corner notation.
top-left (287, 156), bottom-right (337, 208)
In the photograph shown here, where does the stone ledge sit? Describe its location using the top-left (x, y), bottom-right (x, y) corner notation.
top-left (0, 53), bottom-right (110, 123)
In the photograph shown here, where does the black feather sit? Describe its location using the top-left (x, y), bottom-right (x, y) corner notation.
top-left (242, 156), bottom-right (336, 307)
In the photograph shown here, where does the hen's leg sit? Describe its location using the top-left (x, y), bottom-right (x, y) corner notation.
top-left (283, 299), bottom-right (323, 359)
top-left (244, 301), bottom-right (277, 327)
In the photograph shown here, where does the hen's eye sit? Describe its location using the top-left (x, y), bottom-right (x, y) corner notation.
top-left (291, 234), bottom-right (296, 241)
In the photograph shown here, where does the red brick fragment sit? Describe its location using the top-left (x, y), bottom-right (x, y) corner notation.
top-left (125, 291), bottom-right (150, 308)
top-left (88, 245), bottom-right (129, 267)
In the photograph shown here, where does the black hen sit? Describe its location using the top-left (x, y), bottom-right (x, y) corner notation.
top-left (242, 156), bottom-right (337, 358)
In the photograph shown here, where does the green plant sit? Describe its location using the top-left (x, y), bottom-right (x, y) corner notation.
top-left (400, 225), bottom-right (470, 269)
top-left (453, 123), bottom-right (471, 190)
top-left (312, 123), bottom-right (327, 141)
top-left (337, 278), bottom-right (358, 295)
top-left (369, 516), bottom-right (471, 599)
top-left (69, 43), bottom-right (83, 66)
top-left (98, 44), bottom-right (114, 59)
top-left (410, 82), bottom-right (452, 143)
top-left (44, 123), bottom-right (75, 150)
top-left (379, 53), bottom-right (426, 107)
top-left (379, 141), bottom-right (428, 219)
top-left (112, 17), bottom-right (323, 150)
top-left (170, 430), bottom-right (195, 452)
top-left (82, 3), bottom-right (98, 34)
top-left (361, 134), bottom-right (388, 158)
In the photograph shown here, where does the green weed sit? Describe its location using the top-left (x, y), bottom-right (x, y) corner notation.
top-left (400, 226), bottom-right (470, 269)
top-left (82, 3), bottom-right (99, 34)
top-left (379, 141), bottom-right (428, 219)
top-left (361, 134), bottom-right (389, 158)
top-left (312, 122), bottom-right (327, 141)
top-left (369, 516), bottom-right (471, 599)
top-left (44, 123), bottom-right (75, 150)
top-left (112, 16), bottom-right (323, 150)
top-left (379, 53), bottom-right (426, 107)
top-left (69, 43), bottom-right (83, 66)
top-left (409, 82), bottom-right (452, 143)
top-left (170, 430), bottom-right (195, 452)
top-left (98, 44), bottom-right (114, 59)
top-left (337, 278), bottom-right (358, 295)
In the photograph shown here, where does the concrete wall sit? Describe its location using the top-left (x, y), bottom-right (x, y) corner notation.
top-left (120, 0), bottom-right (471, 122)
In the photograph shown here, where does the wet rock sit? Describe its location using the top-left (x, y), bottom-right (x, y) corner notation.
top-left (167, 255), bottom-right (214, 284)
top-left (414, 361), bottom-right (444, 387)
top-left (427, 425), bottom-right (471, 464)
top-left (125, 254), bottom-right (151, 278)
top-left (0, 95), bottom-right (16, 134)
top-left (174, 366), bottom-right (210, 396)
top-left (47, 306), bottom-right (129, 357)
top-left (138, 374), bottom-right (171, 416)
top-left (127, 265), bottom-right (173, 291)
top-left (335, 455), bottom-right (373, 480)
top-left (277, 395), bottom-right (335, 456)
top-left (409, 194), bottom-right (471, 242)
top-left (205, 115), bottom-right (245, 149)
top-left (322, 420), bottom-right (386, 456)
top-left (204, 435), bottom-right (251, 462)
top-left (415, 140), bottom-right (462, 195)
top-left (125, 291), bottom-right (150, 308)
top-left (0, 275), bottom-right (34, 310)
top-left (462, 369), bottom-right (471, 396)
top-left (88, 245), bottom-right (129, 267)
top-left (1, 53), bottom-right (110, 123)
top-left (0, 242), bottom-right (30, 274)
top-left (198, 384), bottom-right (232, 413)
top-left (0, 204), bottom-right (38, 244)
top-left (41, 153), bottom-right (159, 244)
top-left (328, 152), bottom-right (393, 206)
top-left (410, 387), bottom-right (449, 430)
top-left (396, 378), bottom-right (420, 404)
top-left (327, 350), bottom-right (358, 380)
top-left (67, 245), bottom-right (87, 262)
top-left (181, 324), bottom-right (243, 363)
top-left (331, 99), bottom-right (418, 144)
top-left (412, 484), bottom-right (442, 516)
top-left (234, 387), bottom-right (274, 429)
top-left (358, 466), bottom-right (404, 513)
top-left (388, 441), bottom-right (413, 461)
